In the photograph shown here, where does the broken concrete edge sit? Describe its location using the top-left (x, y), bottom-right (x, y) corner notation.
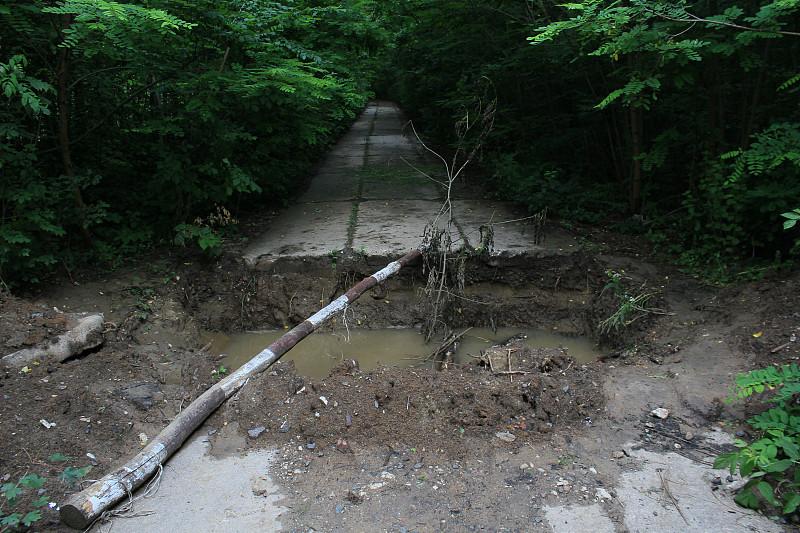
top-left (2, 313), bottom-right (105, 368)
top-left (244, 246), bottom-right (578, 273)
top-left (58, 250), bottom-right (422, 530)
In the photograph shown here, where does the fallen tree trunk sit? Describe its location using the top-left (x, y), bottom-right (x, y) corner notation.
top-left (60, 249), bottom-right (421, 529)
top-left (2, 313), bottom-right (104, 367)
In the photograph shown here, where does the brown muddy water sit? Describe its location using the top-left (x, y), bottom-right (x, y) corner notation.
top-left (206, 328), bottom-right (602, 378)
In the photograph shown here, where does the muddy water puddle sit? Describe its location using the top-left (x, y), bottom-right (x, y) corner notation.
top-left (207, 328), bottom-right (602, 378)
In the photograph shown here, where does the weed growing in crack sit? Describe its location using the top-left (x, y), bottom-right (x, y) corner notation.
top-left (211, 365), bottom-right (228, 380)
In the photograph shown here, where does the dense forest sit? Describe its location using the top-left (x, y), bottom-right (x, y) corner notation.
top-left (1, 0), bottom-right (799, 287)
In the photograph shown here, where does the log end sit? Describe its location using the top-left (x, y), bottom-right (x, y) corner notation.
top-left (60, 501), bottom-right (91, 530)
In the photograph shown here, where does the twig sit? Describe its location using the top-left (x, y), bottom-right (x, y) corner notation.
top-left (658, 471), bottom-right (689, 526)
top-left (772, 340), bottom-right (796, 353)
top-left (642, 6), bottom-right (800, 37)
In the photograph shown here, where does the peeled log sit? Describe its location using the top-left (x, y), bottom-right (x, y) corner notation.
top-left (59, 249), bottom-right (421, 529)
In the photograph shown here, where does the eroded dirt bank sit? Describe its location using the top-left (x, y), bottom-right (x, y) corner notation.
top-left (1, 224), bottom-right (799, 531)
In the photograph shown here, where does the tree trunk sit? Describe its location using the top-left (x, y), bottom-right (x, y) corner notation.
top-left (59, 250), bottom-right (422, 530)
top-left (56, 14), bottom-right (92, 243)
top-left (629, 103), bottom-right (643, 214)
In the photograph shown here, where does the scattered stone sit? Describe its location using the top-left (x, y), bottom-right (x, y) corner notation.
top-left (119, 381), bottom-right (162, 410)
top-left (345, 490), bottom-right (363, 504)
top-left (335, 504), bottom-right (345, 514)
top-left (612, 451), bottom-right (625, 459)
top-left (596, 487), bottom-right (613, 500)
top-left (334, 438), bottom-right (353, 454)
top-left (248, 426), bottom-right (266, 438)
top-left (651, 408), bottom-right (670, 419)
top-left (278, 421), bottom-right (291, 433)
top-left (495, 431), bottom-right (516, 442)
top-left (306, 442), bottom-right (316, 450)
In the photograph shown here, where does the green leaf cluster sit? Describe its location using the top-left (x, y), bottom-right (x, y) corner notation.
top-left (715, 364), bottom-right (800, 514)
top-left (1, 0), bottom-right (386, 285)
top-left (379, 0), bottom-right (800, 281)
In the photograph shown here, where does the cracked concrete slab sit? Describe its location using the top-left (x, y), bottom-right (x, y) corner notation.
top-left (242, 99), bottom-right (578, 273)
top-left (99, 433), bottom-right (285, 533)
top-left (616, 446), bottom-right (781, 533)
top-left (242, 202), bottom-right (349, 271)
top-left (298, 173), bottom-right (359, 203)
top-left (544, 503), bottom-right (616, 533)
top-left (353, 199), bottom-right (445, 258)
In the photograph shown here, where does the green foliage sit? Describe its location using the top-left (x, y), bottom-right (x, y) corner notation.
top-left (597, 270), bottom-right (653, 335)
top-left (0, 0), bottom-right (382, 285)
top-left (174, 206), bottom-right (238, 257)
top-left (0, 474), bottom-right (47, 531)
top-left (381, 0), bottom-right (800, 276)
top-left (0, 455), bottom-right (91, 532)
top-left (715, 364), bottom-right (800, 515)
top-left (784, 209), bottom-right (800, 230)
top-left (0, 54), bottom-right (63, 286)
top-left (679, 123), bottom-right (800, 280)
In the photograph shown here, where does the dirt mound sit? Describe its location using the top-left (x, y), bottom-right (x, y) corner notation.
top-left (0, 290), bottom-right (69, 351)
top-left (219, 343), bottom-right (604, 457)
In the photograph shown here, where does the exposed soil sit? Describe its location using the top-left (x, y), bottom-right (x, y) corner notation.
top-left (1, 220), bottom-right (799, 532)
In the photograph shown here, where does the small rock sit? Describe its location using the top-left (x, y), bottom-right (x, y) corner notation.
top-left (612, 451), bottom-right (625, 459)
top-left (248, 426), bottom-right (266, 438)
top-left (596, 487), bottom-right (613, 500)
top-left (495, 432), bottom-right (516, 442)
top-left (651, 408), bottom-right (670, 419)
top-left (306, 442), bottom-right (316, 450)
top-left (674, 443), bottom-right (682, 449)
top-left (335, 504), bottom-right (345, 514)
top-left (334, 438), bottom-right (353, 454)
top-left (278, 422), bottom-right (291, 433)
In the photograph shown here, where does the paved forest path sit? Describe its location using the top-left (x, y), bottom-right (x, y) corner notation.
top-left (242, 100), bottom-right (575, 271)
